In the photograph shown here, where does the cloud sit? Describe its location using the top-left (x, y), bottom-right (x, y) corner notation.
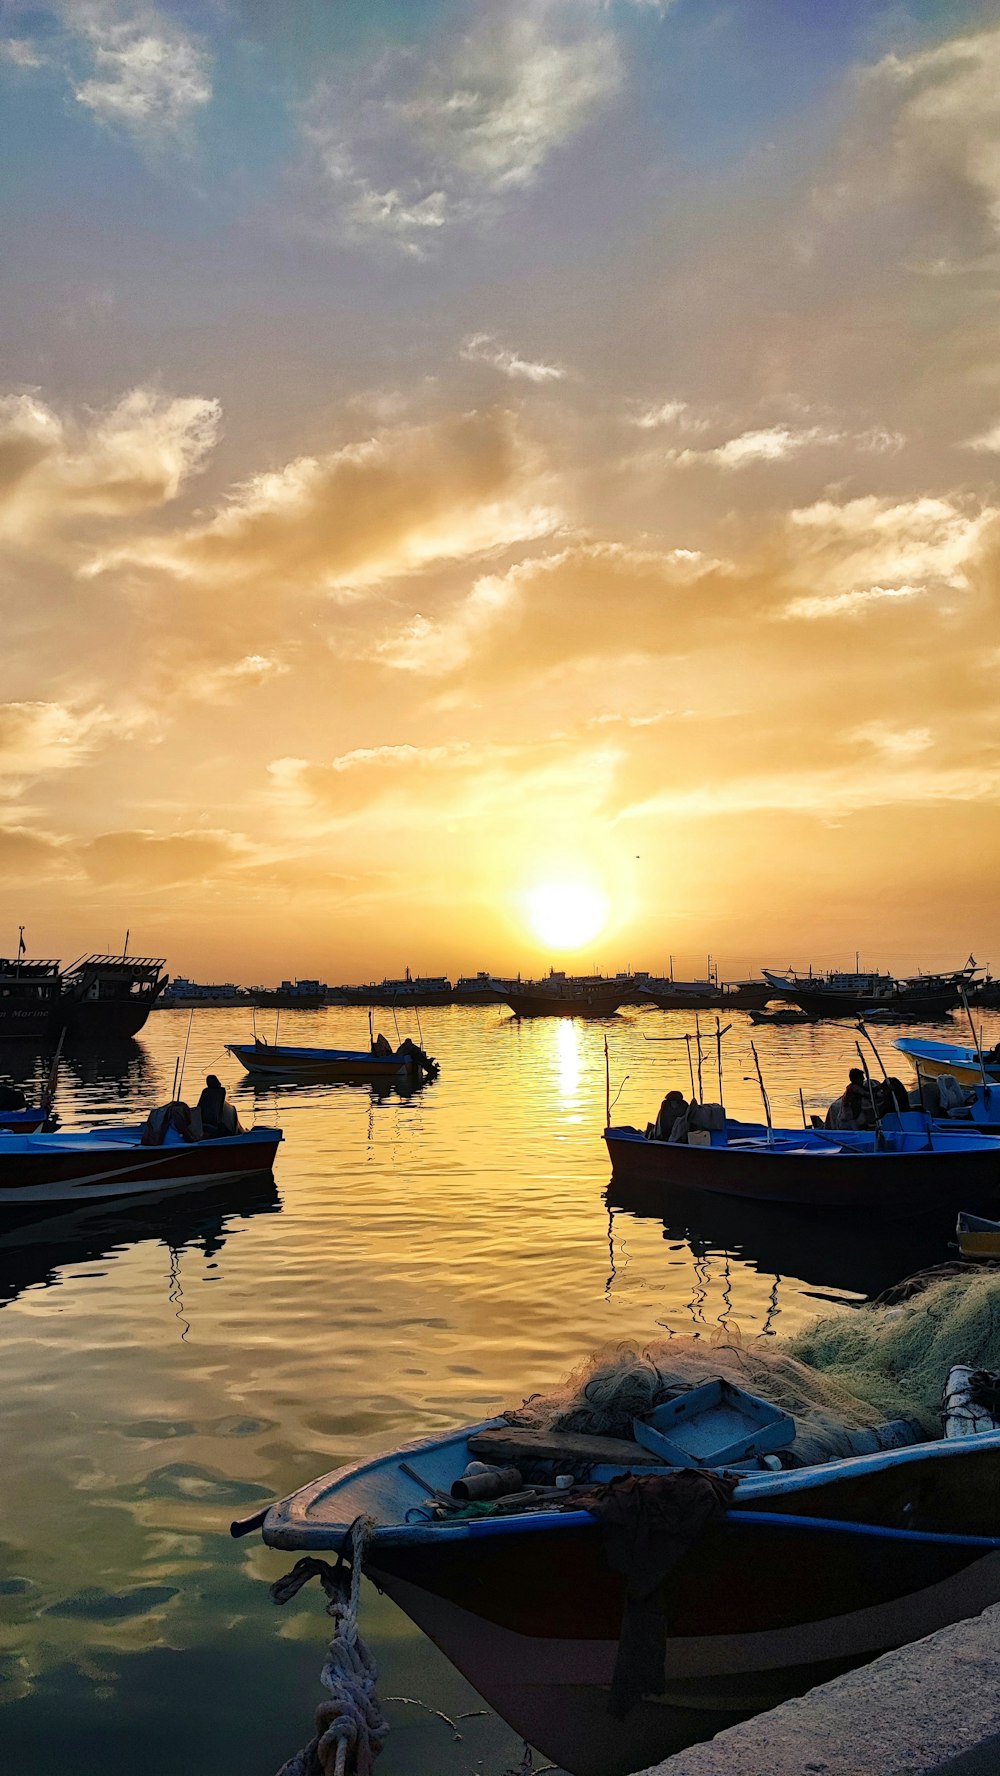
top-left (965, 421), bottom-right (1000, 454)
top-left (620, 761), bottom-right (1000, 823)
top-left (0, 702), bottom-right (127, 779)
top-left (372, 540), bottom-right (721, 679)
top-left (71, 4), bottom-right (211, 142)
top-left (673, 425), bottom-right (836, 470)
top-left (867, 29), bottom-right (1000, 236)
top-left (785, 494), bottom-right (997, 599)
top-left (785, 584), bottom-right (923, 621)
top-left (89, 407), bottom-right (558, 593)
top-left (80, 828), bottom-right (251, 887)
top-left (627, 398), bottom-right (697, 430)
top-left (302, 0), bottom-right (621, 248)
top-left (0, 386), bottom-right (219, 544)
top-left (460, 333), bottom-right (565, 383)
top-left (848, 722), bottom-right (933, 760)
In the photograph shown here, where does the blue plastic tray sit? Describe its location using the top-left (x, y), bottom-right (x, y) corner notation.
top-left (633, 1378), bottom-right (795, 1467)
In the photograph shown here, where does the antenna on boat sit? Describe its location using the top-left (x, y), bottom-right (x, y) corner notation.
top-left (42, 1026), bottom-right (66, 1116)
top-left (748, 1041), bottom-right (773, 1146)
top-left (855, 1041), bottom-right (889, 1149)
top-left (176, 1010), bottom-right (195, 1101)
top-left (856, 1021), bottom-right (889, 1081)
top-left (959, 986), bottom-right (990, 1095)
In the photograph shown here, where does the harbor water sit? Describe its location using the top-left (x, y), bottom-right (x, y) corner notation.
top-left (2, 1004), bottom-right (998, 1775)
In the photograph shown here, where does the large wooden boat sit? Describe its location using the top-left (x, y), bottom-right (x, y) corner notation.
top-left (603, 1121), bottom-right (1000, 1213)
top-left (762, 965), bottom-right (973, 1020)
top-left (505, 973), bottom-right (627, 1018)
top-left (0, 952), bottom-right (168, 1041)
top-left (0, 1123), bottom-right (282, 1208)
top-left (251, 1421), bottom-right (1000, 1776)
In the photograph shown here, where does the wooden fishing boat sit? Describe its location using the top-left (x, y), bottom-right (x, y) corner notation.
top-left (896, 1037), bottom-right (1000, 1087)
top-left (226, 1039), bottom-right (437, 1085)
top-left (0, 1123), bottom-right (282, 1208)
top-left (956, 1211), bottom-right (1000, 1258)
top-left (603, 1122), bottom-right (1000, 1213)
top-left (0, 1104), bottom-right (58, 1133)
top-left (746, 1007), bottom-right (811, 1026)
top-left (248, 1419), bottom-right (1000, 1776)
top-left (763, 966), bottom-right (971, 1020)
top-left (505, 974), bottom-right (626, 1018)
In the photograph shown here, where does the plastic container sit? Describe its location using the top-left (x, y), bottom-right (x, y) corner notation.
top-left (633, 1378), bottom-right (795, 1467)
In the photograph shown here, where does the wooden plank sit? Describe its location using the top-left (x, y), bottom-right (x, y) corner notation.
top-left (468, 1425), bottom-right (662, 1467)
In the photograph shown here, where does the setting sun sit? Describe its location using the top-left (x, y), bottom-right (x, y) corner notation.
top-left (525, 881), bottom-right (609, 951)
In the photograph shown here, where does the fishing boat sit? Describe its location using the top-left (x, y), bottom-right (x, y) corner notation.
top-left (0, 1123), bottom-right (282, 1208)
top-left (226, 1038), bottom-right (437, 1086)
top-left (746, 1007), bottom-right (811, 1026)
top-left (247, 1411), bottom-right (1000, 1776)
top-left (505, 973), bottom-right (627, 1018)
top-left (956, 1211), bottom-right (1000, 1258)
top-left (896, 1037), bottom-right (1000, 1087)
top-left (603, 1120), bottom-right (1000, 1213)
top-left (762, 965), bottom-right (974, 1020)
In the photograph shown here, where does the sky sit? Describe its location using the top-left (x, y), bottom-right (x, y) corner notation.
top-left (2, 0), bottom-right (1000, 984)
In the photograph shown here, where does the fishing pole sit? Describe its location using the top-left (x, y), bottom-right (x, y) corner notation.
top-left (748, 1041), bottom-right (773, 1145)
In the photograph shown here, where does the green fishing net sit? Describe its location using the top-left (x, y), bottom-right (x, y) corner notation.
top-left (508, 1267), bottom-right (1000, 1464)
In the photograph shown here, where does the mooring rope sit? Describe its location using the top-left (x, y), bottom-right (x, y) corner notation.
top-left (271, 1517), bottom-right (389, 1776)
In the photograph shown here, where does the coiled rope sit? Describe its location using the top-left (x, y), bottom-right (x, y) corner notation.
top-left (271, 1517), bottom-right (389, 1776)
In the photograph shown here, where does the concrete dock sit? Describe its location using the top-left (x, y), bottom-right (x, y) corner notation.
top-left (636, 1602), bottom-right (1000, 1776)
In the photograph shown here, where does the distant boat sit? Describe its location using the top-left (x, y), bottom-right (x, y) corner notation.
top-left (226, 1039), bottom-right (437, 1086)
top-left (0, 1124), bottom-right (282, 1208)
top-left (747, 1007), bottom-right (812, 1026)
top-left (250, 979), bottom-right (327, 1010)
top-left (505, 974), bottom-right (627, 1017)
top-left (896, 1037), bottom-right (1000, 1087)
top-left (604, 1119), bottom-right (1000, 1213)
top-left (762, 964), bottom-right (975, 1020)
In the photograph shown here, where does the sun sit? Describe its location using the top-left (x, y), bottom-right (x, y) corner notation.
top-left (525, 881), bottom-right (609, 950)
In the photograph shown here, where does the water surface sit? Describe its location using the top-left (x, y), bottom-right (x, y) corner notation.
top-left (2, 1004), bottom-right (996, 1774)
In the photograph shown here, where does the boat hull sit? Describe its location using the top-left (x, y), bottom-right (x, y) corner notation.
top-left (505, 991), bottom-right (626, 1018)
top-left (371, 1533), bottom-right (1000, 1776)
top-left (896, 1039), bottom-right (1000, 1087)
top-left (603, 1126), bottom-right (1000, 1213)
top-left (0, 1128), bottom-right (282, 1206)
top-left (227, 1043), bottom-right (415, 1084)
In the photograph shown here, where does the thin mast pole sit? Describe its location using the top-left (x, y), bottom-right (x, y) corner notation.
top-left (604, 1035), bottom-right (611, 1128)
top-left (695, 1014), bottom-right (703, 1102)
top-left (177, 1010), bottom-right (195, 1101)
top-left (749, 1041), bottom-right (773, 1146)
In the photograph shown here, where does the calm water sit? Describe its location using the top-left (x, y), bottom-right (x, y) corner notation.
top-left (2, 1004), bottom-right (997, 1776)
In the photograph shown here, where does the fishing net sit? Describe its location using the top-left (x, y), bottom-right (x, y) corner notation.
top-left (507, 1267), bottom-right (1000, 1464)
top-left (789, 1265), bottom-right (1000, 1435)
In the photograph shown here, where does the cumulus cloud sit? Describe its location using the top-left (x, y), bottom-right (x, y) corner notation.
top-left (785, 584), bottom-right (923, 621)
top-left (89, 407), bottom-right (558, 593)
top-left (785, 494), bottom-right (996, 599)
top-left (71, 4), bottom-right (211, 142)
top-left (303, 0), bottom-right (621, 248)
top-left (460, 333), bottom-right (566, 383)
top-left (866, 29), bottom-right (1000, 236)
top-left (0, 386), bottom-right (219, 544)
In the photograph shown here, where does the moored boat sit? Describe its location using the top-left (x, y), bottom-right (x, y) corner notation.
top-left (896, 1036), bottom-right (1000, 1087)
top-left (762, 964), bottom-right (975, 1020)
top-left (956, 1211), bottom-right (1000, 1258)
top-left (603, 1120), bottom-right (1000, 1213)
top-left (251, 1411), bottom-right (1000, 1776)
top-left (0, 1123), bottom-right (282, 1208)
top-left (226, 1038), bottom-right (437, 1085)
top-left (505, 972), bottom-right (626, 1017)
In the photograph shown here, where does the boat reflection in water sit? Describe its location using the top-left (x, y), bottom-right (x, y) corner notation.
top-left (606, 1178), bottom-right (953, 1304)
top-left (0, 1174), bottom-right (281, 1311)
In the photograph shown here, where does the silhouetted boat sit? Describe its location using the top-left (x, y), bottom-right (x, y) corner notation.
top-left (250, 1419), bottom-right (1000, 1776)
top-left (603, 1121), bottom-right (1000, 1213)
top-left (956, 1211), bottom-right (1000, 1258)
top-left (0, 952), bottom-right (168, 1041)
top-left (226, 1039), bottom-right (437, 1085)
top-left (505, 974), bottom-right (626, 1017)
top-left (0, 1123), bottom-right (282, 1208)
top-left (762, 965), bottom-right (974, 1020)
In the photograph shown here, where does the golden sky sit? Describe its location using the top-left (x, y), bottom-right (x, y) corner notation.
top-left (2, 1), bottom-right (1000, 981)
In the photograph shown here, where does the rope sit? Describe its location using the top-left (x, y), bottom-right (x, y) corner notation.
top-left (271, 1518), bottom-right (389, 1776)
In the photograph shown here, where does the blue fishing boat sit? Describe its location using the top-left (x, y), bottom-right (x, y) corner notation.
top-left (226, 1038), bottom-right (438, 1086)
top-left (896, 1036), bottom-right (1000, 1087)
top-left (603, 1118), bottom-right (1000, 1212)
top-left (243, 1411), bottom-right (1000, 1776)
